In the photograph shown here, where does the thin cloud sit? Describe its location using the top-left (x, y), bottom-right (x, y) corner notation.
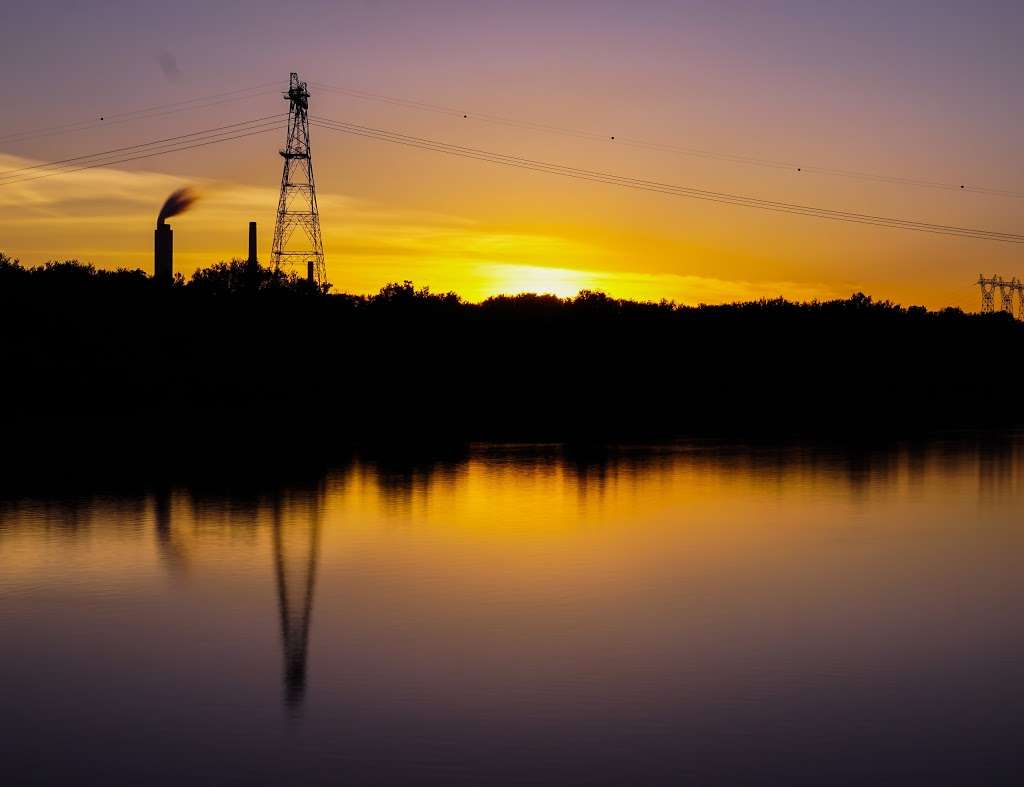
top-left (0, 152), bottom-right (851, 303)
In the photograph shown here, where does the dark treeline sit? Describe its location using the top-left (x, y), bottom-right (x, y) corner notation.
top-left (1, 252), bottom-right (1019, 459)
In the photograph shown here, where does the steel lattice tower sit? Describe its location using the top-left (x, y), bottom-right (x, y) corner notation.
top-left (271, 72), bottom-right (326, 287)
top-left (978, 275), bottom-right (996, 313)
top-left (997, 275), bottom-right (1015, 313)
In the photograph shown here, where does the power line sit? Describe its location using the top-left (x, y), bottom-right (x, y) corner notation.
top-left (0, 121), bottom-right (283, 188)
top-left (3, 93), bottom-right (1018, 244)
top-left (310, 116), bottom-right (1024, 244)
top-left (0, 118), bottom-right (284, 186)
top-left (309, 80), bottom-right (1024, 200)
top-left (4, 76), bottom-right (1018, 202)
top-left (0, 114), bottom-right (286, 181)
top-left (311, 116), bottom-right (1024, 243)
top-left (0, 81), bottom-right (284, 147)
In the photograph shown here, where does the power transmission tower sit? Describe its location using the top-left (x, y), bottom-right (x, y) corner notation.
top-left (271, 72), bottom-right (326, 288)
top-left (997, 275), bottom-right (1015, 313)
top-left (978, 274), bottom-right (996, 313)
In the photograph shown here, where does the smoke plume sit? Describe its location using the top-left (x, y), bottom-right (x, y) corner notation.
top-left (157, 186), bottom-right (200, 226)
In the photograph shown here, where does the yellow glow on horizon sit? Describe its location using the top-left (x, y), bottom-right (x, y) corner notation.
top-left (0, 151), bottom-right (981, 310)
top-left (477, 262), bottom-right (599, 298)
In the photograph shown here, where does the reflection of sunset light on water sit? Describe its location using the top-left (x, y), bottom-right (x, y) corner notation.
top-left (4, 442), bottom-right (1024, 784)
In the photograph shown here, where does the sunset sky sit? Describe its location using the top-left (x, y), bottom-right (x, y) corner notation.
top-left (2, 0), bottom-right (1023, 308)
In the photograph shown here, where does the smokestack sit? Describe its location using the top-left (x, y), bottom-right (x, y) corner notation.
top-left (154, 221), bottom-right (173, 282)
top-left (154, 186), bottom-right (199, 283)
top-left (248, 221), bottom-right (257, 264)
top-left (307, 260), bottom-right (314, 284)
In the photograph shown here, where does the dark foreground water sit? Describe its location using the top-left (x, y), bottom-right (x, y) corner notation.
top-left (2, 438), bottom-right (1024, 786)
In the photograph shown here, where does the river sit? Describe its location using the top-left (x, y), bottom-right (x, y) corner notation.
top-left (2, 438), bottom-right (1022, 785)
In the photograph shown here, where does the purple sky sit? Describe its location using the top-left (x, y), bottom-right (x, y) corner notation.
top-left (2, 0), bottom-right (1023, 306)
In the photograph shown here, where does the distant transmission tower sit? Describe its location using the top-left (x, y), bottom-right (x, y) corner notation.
top-left (271, 72), bottom-right (326, 288)
top-left (978, 274), bottom-right (996, 313)
top-left (998, 275), bottom-right (1016, 313)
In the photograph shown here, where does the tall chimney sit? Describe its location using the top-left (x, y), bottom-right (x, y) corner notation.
top-left (154, 221), bottom-right (173, 282)
top-left (248, 221), bottom-right (257, 264)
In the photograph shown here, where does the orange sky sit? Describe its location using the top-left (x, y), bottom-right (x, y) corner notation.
top-left (2, 2), bottom-right (1022, 310)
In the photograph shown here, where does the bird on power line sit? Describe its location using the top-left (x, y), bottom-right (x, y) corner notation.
top-left (0, 81), bottom-right (284, 147)
top-left (310, 80), bottom-right (1019, 200)
top-left (310, 115), bottom-right (1024, 244)
top-left (0, 116), bottom-right (285, 187)
top-left (3, 93), bottom-right (1020, 247)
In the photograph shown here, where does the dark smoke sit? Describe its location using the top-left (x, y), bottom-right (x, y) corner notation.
top-left (157, 187), bottom-right (200, 226)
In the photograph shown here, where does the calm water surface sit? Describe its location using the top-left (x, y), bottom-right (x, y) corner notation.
top-left (2, 440), bottom-right (1023, 785)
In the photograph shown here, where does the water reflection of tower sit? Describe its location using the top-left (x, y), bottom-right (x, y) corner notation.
top-left (155, 488), bottom-right (171, 541)
top-left (271, 496), bottom-right (322, 713)
top-left (153, 488), bottom-right (190, 576)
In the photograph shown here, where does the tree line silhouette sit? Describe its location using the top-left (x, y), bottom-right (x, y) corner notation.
top-left (2, 252), bottom-right (1019, 457)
